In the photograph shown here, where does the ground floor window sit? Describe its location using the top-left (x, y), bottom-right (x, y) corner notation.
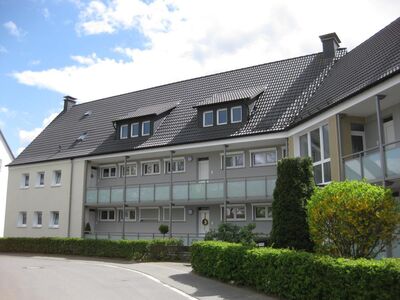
top-left (49, 211), bottom-right (59, 228)
top-left (220, 204), bottom-right (246, 221)
top-left (139, 207), bottom-right (160, 221)
top-left (162, 206), bottom-right (185, 221)
top-left (252, 204), bottom-right (272, 220)
top-left (17, 211), bottom-right (27, 227)
top-left (98, 209), bottom-right (115, 221)
top-left (118, 208), bottom-right (136, 222)
top-left (33, 211), bottom-right (43, 227)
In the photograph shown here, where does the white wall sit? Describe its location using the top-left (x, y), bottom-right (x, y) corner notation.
top-left (0, 135), bottom-right (13, 237)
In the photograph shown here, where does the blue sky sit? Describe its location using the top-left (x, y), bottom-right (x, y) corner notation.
top-left (0, 0), bottom-right (399, 156)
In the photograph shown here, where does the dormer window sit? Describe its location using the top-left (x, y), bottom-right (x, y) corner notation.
top-left (131, 123), bottom-right (139, 137)
top-left (231, 106), bottom-right (242, 123)
top-left (217, 108), bottom-right (228, 125)
top-left (142, 121), bottom-right (151, 136)
top-left (203, 111), bottom-right (213, 127)
top-left (120, 124), bottom-right (128, 139)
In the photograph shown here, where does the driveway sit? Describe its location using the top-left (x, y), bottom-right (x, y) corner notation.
top-left (0, 254), bottom-right (277, 300)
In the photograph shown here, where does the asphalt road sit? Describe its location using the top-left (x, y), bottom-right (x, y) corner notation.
top-left (0, 254), bottom-right (276, 300)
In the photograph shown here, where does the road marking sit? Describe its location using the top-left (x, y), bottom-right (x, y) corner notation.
top-left (91, 263), bottom-right (198, 300)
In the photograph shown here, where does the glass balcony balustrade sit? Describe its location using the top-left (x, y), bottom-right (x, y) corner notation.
top-left (86, 175), bottom-right (276, 204)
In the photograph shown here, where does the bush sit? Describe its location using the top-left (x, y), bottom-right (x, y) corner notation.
top-left (307, 181), bottom-right (400, 258)
top-left (158, 224), bottom-right (169, 236)
top-left (0, 237), bottom-right (183, 261)
top-left (191, 241), bottom-right (400, 300)
top-left (204, 223), bottom-right (257, 245)
top-left (270, 157), bottom-right (314, 251)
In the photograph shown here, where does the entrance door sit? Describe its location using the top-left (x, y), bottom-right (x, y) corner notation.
top-left (198, 210), bottom-right (210, 234)
top-left (198, 159), bottom-right (209, 181)
top-left (384, 119), bottom-right (395, 144)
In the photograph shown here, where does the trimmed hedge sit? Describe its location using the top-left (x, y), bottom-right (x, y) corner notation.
top-left (191, 241), bottom-right (400, 300)
top-left (0, 237), bottom-right (183, 261)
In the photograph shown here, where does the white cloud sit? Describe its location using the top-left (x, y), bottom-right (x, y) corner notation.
top-left (0, 107), bottom-right (9, 113)
top-left (29, 60), bottom-right (41, 66)
top-left (42, 8), bottom-right (50, 19)
top-left (0, 45), bottom-right (7, 53)
top-left (18, 112), bottom-right (59, 146)
top-left (12, 0), bottom-right (400, 102)
top-left (3, 21), bottom-right (25, 38)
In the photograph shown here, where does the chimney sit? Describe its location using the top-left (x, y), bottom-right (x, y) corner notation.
top-left (319, 32), bottom-right (341, 58)
top-left (63, 95), bottom-right (77, 112)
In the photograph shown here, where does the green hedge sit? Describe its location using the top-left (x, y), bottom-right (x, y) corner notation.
top-left (0, 237), bottom-right (183, 261)
top-left (191, 241), bottom-right (400, 300)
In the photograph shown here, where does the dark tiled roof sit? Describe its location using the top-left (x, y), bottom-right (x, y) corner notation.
top-left (294, 17), bottom-right (400, 123)
top-left (11, 50), bottom-right (344, 166)
top-left (114, 101), bottom-right (178, 121)
top-left (194, 86), bottom-right (266, 107)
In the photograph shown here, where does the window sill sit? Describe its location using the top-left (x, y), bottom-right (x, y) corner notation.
top-left (20, 186), bottom-right (29, 189)
top-left (254, 218), bottom-right (272, 221)
top-left (222, 219), bottom-right (247, 222)
top-left (49, 225), bottom-right (60, 229)
top-left (251, 163), bottom-right (277, 167)
top-left (99, 220), bottom-right (116, 222)
top-left (32, 225), bottom-right (43, 228)
top-left (17, 225), bottom-right (27, 228)
top-left (142, 173), bottom-right (161, 176)
top-left (35, 185), bottom-right (45, 189)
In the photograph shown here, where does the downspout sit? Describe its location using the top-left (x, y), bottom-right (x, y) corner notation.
top-left (67, 158), bottom-right (74, 237)
top-left (80, 160), bottom-right (89, 238)
top-left (122, 156), bottom-right (128, 240)
top-left (285, 138), bottom-right (289, 157)
top-left (336, 114), bottom-right (344, 181)
top-left (223, 145), bottom-right (228, 223)
top-left (169, 150), bottom-right (175, 238)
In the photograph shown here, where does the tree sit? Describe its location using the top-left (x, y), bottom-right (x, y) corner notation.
top-left (270, 157), bottom-right (314, 251)
top-left (158, 224), bottom-right (169, 237)
top-left (307, 180), bottom-right (400, 258)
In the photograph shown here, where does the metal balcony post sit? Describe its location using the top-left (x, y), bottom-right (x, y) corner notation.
top-left (122, 156), bottom-right (128, 240)
top-left (375, 95), bottom-right (387, 187)
top-left (360, 153), bottom-right (364, 179)
top-left (223, 145), bottom-right (228, 223)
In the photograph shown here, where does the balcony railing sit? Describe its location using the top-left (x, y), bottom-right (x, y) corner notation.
top-left (343, 140), bottom-right (400, 181)
top-left (85, 175), bottom-right (276, 205)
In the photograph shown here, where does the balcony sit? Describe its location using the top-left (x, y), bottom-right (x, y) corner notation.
top-left (85, 175), bottom-right (276, 205)
top-left (343, 140), bottom-right (400, 181)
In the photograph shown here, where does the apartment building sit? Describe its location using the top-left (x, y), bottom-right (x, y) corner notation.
top-left (0, 130), bottom-right (14, 236)
top-left (4, 18), bottom-right (400, 255)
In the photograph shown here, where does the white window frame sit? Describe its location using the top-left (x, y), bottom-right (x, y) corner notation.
top-left (36, 172), bottom-right (45, 187)
top-left (162, 206), bottom-right (186, 222)
top-left (21, 173), bottom-right (30, 188)
top-left (33, 211), bottom-right (43, 228)
top-left (203, 110), bottom-right (213, 127)
top-left (231, 106), bottom-right (242, 123)
top-left (350, 130), bottom-right (366, 153)
top-left (52, 170), bottom-right (62, 186)
top-left (296, 124), bottom-right (331, 185)
top-left (98, 208), bottom-right (116, 222)
top-left (220, 151), bottom-right (245, 169)
top-left (141, 160), bottom-right (161, 176)
top-left (49, 211), bottom-right (60, 228)
top-left (217, 108), bottom-right (228, 125)
top-left (131, 122), bottom-right (139, 137)
top-left (164, 157), bottom-right (186, 174)
top-left (220, 204), bottom-right (247, 221)
top-left (142, 120), bottom-right (151, 136)
top-left (119, 162), bottom-right (137, 177)
top-left (139, 207), bottom-right (160, 221)
top-left (100, 165), bottom-right (117, 179)
top-left (17, 211), bottom-right (27, 227)
top-left (249, 148), bottom-right (277, 167)
top-left (118, 208), bottom-right (137, 222)
top-left (120, 124), bottom-right (128, 139)
top-left (251, 203), bottom-right (272, 221)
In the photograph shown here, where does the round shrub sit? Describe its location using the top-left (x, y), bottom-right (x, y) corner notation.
top-left (307, 180), bottom-right (400, 258)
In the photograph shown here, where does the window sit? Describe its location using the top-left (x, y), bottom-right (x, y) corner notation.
top-left (17, 212), bottom-right (27, 227)
top-left (217, 108), bottom-right (228, 125)
top-left (21, 173), bottom-right (30, 188)
top-left (36, 172), bottom-right (45, 187)
top-left (131, 122), bottom-right (139, 137)
top-left (231, 106), bottom-right (242, 123)
top-left (164, 158), bottom-right (185, 173)
top-left (350, 123), bottom-right (365, 153)
top-left (118, 208), bottom-right (136, 222)
top-left (203, 111), bottom-right (213, 127)
top-left (220, 205), bottom-right (246, 221)
top-left (281, 146), bottom-right (287, 158)
top-left (119, 163), bottom-right (137, 177)
top-left (98, 209), bottom-right (115, 221)
top-left (101, 166), bottom-right (117, 178)
top-left (142, 161), bottom-right (160, 175)
top-left (221, 152), bottom-right (244, 169)
top-left (33, 211), bottom-right (43, 227)
top-left (299, 125), bottom-right (331, 185)
top-left (120, 124), bottom-right (128, 139)
top-left (163, 207), bottom-right (185, 221)
top-left (250, 148), bottom-right (277, 166)
top-left (139, 207), bottom-right (159, 221)
top-left (49, 211), bottom-right (59, 228)
top-left (52, 170), bottom-right (62, 186)
top-left (142, 121), bottom-right (151, 136)
top-left (252, 204), bottom-right (272, 220)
